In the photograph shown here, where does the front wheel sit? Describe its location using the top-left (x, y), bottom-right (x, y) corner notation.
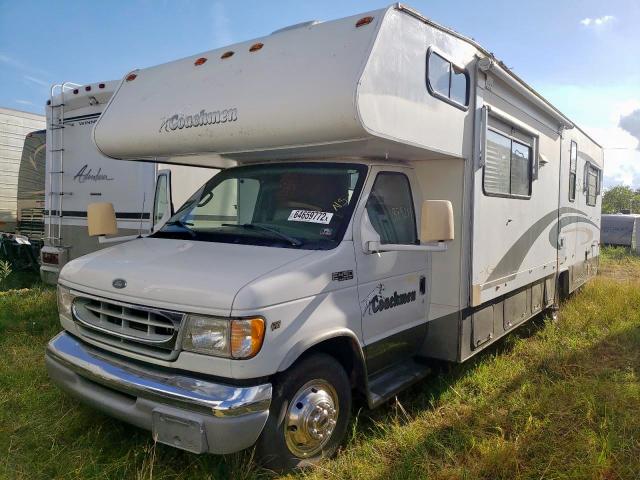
top-left (255, 353), bottom-right (352, 471)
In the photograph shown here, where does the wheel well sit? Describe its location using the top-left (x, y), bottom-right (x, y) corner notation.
top-left (298, 336), bottom-right (367, 395)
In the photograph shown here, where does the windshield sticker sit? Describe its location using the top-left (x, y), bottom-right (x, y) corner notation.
top-left (288, 210), bottom-right (334, 224)
top-left (320, 227), bottom-right (333, 237)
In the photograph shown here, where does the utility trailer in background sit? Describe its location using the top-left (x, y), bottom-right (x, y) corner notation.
top-left (601, 214), bottom-right (640, 252)
top-left (40, 81), bottom-right (218, 284)
top-left (47, 4), bottom-right (603, 470)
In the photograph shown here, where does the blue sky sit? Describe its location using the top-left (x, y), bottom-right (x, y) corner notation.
top-left (1, 0), bottom-right (639, 186)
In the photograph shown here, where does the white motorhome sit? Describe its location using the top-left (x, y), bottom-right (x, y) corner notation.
top-left (40, 81), bottom-right (215, 284)
top-left (45, 5), bottom-right (602, 470)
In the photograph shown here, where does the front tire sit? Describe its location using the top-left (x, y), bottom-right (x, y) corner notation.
top-left (255, 353), bottom-right (352, 471)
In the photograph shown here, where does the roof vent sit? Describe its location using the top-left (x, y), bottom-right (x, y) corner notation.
top-left (271, 20), bottom-right (321, 35)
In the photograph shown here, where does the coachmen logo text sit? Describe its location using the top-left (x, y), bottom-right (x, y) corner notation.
top-left (361, 283), bottom-right (417, 315)
top-left (159, 108), bottom-right (238, 133)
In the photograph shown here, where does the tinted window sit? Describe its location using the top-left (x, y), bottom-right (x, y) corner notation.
top-left (484, 130), bottom-right (511, 194)
top-left (511, 141), bottom-right (532, 196)
top-left (366, 173), bottom-right (417, 244)
top-left (155, 163), bottom-right (366, 250)
top-left (586, 164), bottom-right (598, 206)
top-left (450, 65), bottom-right (468, 105)
top-left (569, 141), bottom-right (577, 202)
top-left (428, 52), bottom-right (450, 97)
top-left (427, 50), bottom-right (469, 107)
top-left (153, 174), bottom-right (169, 225)
top-left (484, 129), bottom-right (532, 198)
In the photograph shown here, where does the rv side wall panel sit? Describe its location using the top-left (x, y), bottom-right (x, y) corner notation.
top-left (471, 74), bottom-right (562, 305)
top-left (0, 108), bottom-right (45, 231)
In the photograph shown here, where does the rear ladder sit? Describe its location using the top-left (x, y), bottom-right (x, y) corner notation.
top-left (46, 82), bottom-right (80, 245)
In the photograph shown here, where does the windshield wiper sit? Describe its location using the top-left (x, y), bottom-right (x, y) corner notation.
top-left (163, 219), bottom-right (195, 237)
top-left (221, 223), bottom-right (302, 246)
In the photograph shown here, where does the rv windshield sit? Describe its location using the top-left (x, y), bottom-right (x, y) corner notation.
top-left (153, 162), bottom-right (367, 250)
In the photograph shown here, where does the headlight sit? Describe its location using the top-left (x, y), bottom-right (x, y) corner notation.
top-left (57, 285), bottom-right (75, 317)
top-left (182, 315), bottom-right (265, 359)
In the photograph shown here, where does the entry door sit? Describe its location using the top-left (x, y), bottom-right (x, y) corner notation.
top-left (354, 167), bottom-right (428, 374)
top-left (152, 170), bottom-right (172, 230)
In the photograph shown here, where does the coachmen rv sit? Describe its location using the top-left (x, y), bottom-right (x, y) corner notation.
top-left (45, 4), bottom-right (603, 470)
top-left (40, 81), bottom-right (217, 284)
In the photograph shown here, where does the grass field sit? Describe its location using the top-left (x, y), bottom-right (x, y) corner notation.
top-left (1, 249), bottom-right (639, 479)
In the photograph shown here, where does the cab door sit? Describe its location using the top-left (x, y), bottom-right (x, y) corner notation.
top-left (152, 170), bottom-right (172, 230)
top-left (354, 167), bottom-right (428, 374)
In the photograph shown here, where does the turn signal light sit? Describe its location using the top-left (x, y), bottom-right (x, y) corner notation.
top-left (231, 317), bottom-right (265, 359)
top-left (249, 43), bottom-right (264, 52)
top-left (194, 57), bottom-right (207, 66)
top-left (356, 16), bottom-right (374, 27)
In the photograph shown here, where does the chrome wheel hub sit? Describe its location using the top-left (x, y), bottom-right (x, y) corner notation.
top-left (284, 379), bottom-right (339, 457)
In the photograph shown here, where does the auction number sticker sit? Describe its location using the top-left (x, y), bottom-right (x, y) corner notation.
top-left (288, 209), bottom-right (334, 224)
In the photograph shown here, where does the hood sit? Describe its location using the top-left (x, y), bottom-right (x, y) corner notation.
top-left (59, 237), bottom-right (313, 315)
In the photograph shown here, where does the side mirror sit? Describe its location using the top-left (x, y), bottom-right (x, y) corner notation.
top-left (87, 202), bottom-right (117, 237)
top-left (420, 200), bottom-right (454, 243)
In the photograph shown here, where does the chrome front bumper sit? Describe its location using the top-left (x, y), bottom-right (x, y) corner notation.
top-left (46, 331), bottom-right (272, 454)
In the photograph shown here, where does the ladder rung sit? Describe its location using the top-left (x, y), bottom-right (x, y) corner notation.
top-left (50, 125), bottom-right (65, 130)
top-left (49, 148), bottom-right (64, 152)
top-left (50, 103), bottom-right (65, 108)
top-left (49, 192), bottom-right (72, 196)
top-left (49, 171), bottom-right (64, 174)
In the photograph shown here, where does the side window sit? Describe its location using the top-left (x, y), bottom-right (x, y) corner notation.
top-left (569, 141), bottom-right (577, 202)
top-left (484, 128), bottom-right (532, 198)
top-left (427, 49), bottom-right (469, 108)
top-left (586, 164), bottom-right (599, 206)
top-left (365, 173), bottom-right (417, 245)
top-left (153, 174), bottom-right (169, 225)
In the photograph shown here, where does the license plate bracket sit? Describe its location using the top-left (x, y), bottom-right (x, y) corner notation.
top-left (151, 408), bottom-right (208, 454)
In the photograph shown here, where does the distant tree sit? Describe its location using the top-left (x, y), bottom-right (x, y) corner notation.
top-left (602, 185), bottom-right (640, 214)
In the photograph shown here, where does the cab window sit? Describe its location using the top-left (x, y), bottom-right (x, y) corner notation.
top-left (365, 172), bottom-right (417, 244)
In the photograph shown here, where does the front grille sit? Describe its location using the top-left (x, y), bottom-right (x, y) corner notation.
top-left (72, 295), bottom-right (185, 360)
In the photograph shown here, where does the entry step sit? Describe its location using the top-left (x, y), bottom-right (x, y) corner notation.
top-left (367, 358), bottom-right (431, 408)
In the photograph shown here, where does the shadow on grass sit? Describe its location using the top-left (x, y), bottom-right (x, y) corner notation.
top-left (350, 321), bottom-right (640, 479)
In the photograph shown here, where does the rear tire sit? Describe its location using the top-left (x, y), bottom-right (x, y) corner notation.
top-left (255, 353), bottom-right (352, 472)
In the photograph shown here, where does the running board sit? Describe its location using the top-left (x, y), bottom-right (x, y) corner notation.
top-left (366, 358), bottom-right (431, 409)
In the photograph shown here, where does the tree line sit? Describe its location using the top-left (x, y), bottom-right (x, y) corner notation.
top-left (602, 186), bottom-right (640, 214)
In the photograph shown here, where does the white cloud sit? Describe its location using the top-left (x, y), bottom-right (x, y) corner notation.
top-left (580, 101), bottom-right (640, 188)
top-left (23, 75), bottom-right (49, 88)
top-left (580, 15), bottom-right (615, 27)
top-left (619, 109), bottom-right (640, 150)
top-left (0, 52), bottom-right (49, 76)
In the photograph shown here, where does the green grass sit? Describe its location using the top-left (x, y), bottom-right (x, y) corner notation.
top-left (1, 252), bottom-right (639, 479)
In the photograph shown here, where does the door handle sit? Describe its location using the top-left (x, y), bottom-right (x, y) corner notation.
top-left (419, 276), bottom-right (426, 295)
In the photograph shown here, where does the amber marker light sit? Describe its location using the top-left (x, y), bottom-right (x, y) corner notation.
top-left (356, 16), bottom-right (374, 27)
top-left (249, 42), bottom-right (264, 52)
top-left (230, 317), bottom-right (266, 359)
top-left (221, 51), bottom-right (234, 59)
top-left (194, 57), bottom-right (207, 66)
top-left (125, 73), bottom-right (137, 82)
